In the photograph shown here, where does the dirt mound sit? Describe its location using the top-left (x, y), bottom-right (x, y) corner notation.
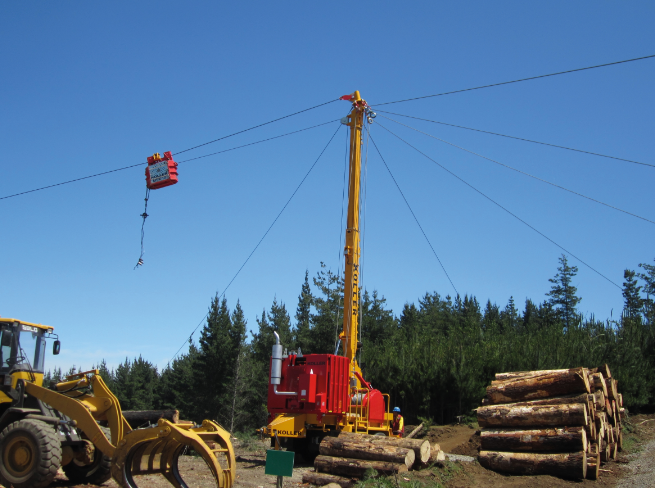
top-left (450, 430), bottom-right (481, 457)
top-left (424, 424), bottom-right (478, 453)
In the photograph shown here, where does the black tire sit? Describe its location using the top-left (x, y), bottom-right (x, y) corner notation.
top-left (62, 427), bottom-right (112, 485)
top-left (0, 419), bottom-right (62, 488)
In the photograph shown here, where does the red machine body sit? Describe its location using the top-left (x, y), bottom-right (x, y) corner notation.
top-left (267, 353), bottom-right (386, 428)
top-left (146, 151), bottom-right (178, 189)
top-left (267, 354), bottom-right (350, 423)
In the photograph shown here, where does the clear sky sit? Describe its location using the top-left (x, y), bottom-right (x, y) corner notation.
top-left (2, 2), bottom-right (653, 374)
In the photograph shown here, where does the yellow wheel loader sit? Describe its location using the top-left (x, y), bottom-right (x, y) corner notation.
top-left (0, 317), bottom-right (235, 488)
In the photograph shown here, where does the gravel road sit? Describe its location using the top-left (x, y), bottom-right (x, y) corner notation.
top-left (616, 438), bottom-right (655, 488)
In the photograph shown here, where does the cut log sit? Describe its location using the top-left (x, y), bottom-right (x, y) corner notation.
top-left (319, 436), bottom-right (415, 468)
top-left (302, 472), bottom-right (357, 488)
top-left (477, 403), bottom-right (587, 428)
top-left (478, 451), bottom-right (586, 479)
top-left (618, 393), bottom-right (623, 408)
top-left (590, 373), bottom-right (608, 398)
top-left (619, 407), bottom-right (625, 419)
top-left (480, 427), bottom-right (587, 452)
top-left (618, 431), bottom-right (623, 451)
top-left (337, 432), bottom-right (430, 463)
top-left (586, 452), bottom-right (600, 480)
top-left (314, 455), bottom-right (407, 477)
top-left (485, 368), bottom-right (589, 404)
top-left (608, 379), bottom-right (618, 401)
top-left (609, 442), bottom-right (617, 460)
top-left (405, 423), bottom-right (424, 439)
top-left (122, 409), bottom-right (179, 428)
top-left (429, 444), bottom-right (443, 463)
top-left (500, 393), bottom-right (591, 409)
top-left (592, 364), bottom-right (611, 380)
top-left (600, 444), bottom-right (610, 463)
top-left (494, 369), bottom-right (569, 381)
top-left (593, 390), bottom-right (605, 409)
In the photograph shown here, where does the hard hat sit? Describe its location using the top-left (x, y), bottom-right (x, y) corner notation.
top-left (393, 407), bottom-right (401, 413)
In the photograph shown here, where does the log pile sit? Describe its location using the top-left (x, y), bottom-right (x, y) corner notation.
top-left (303, 431), bottom-right (442, 486)
top-left (477, 366), bottom-right (624, 481)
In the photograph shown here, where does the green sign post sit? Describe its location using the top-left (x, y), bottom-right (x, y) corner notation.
top-left (265, 449), bottom-right (295, 488)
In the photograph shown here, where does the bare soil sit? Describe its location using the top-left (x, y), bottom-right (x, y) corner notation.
top-left (49, 415), bottom-right (655, 488)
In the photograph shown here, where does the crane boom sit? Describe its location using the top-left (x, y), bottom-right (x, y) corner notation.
top-left (340, 91), bottom-right (366, 373)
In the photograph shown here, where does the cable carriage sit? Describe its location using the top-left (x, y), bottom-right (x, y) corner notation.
top-left (145, 151), bottom-right (178, 189)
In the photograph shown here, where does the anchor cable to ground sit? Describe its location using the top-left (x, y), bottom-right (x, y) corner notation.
top-left (376, 121), bottom-right (621, 289)
top-left (375, 110), bottom-right (655, 169)
top-left (380, 114), bottom-right (655, 225)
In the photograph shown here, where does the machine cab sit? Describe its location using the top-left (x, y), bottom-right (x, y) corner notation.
top-left (0, 319), bottom-right (56, 378)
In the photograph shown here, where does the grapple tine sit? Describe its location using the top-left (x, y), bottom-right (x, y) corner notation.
top-left (111, 419), bottom-right (234, 488)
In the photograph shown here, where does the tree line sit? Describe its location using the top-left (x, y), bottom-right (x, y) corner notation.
top-left (45, 256), bottom-right (655, 432)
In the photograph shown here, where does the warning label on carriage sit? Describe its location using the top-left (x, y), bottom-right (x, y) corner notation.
top-left (149, 160), bottom-right (170, 183)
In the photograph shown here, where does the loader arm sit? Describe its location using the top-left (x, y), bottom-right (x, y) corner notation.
top-left (24, 380), bottom-right (117, 457)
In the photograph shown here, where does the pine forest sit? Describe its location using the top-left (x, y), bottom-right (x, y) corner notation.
top-left (45, 254), bottom-right (655, 434)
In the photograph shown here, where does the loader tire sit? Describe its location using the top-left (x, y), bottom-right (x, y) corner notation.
top-left (0, 418), bottom-right (61, 488)
top-left (62, 427), bottom-right (111, 485)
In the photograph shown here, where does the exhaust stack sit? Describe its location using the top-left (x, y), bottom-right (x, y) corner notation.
top-left (271, 331), bottom-right (296, 396)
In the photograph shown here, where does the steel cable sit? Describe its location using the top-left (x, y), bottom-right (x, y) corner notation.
top-left (376, 121), bottom-right (621, 289)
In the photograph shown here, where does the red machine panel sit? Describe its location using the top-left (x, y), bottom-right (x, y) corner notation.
top-left (146, 151), bottom-right (178, 189)
top-left (268, 354), bottom-right (350, 423)
top-left (298, 373), bottom-right (316, 403)
top-left (362, 389), bottom-right (386, 422)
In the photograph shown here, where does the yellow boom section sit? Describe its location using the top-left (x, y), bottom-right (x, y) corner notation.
top-left (340, 91), bottom-right (366, 381)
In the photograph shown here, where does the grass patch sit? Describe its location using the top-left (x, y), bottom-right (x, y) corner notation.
top-left (233, 431), bottom-right (267, 452)
top-left (621, 434), bottom-right (641, 454)
top-left (355, 461), bottom-right (464, 488)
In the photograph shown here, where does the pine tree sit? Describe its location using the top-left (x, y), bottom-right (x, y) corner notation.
top-left (157, 342), bottom-right (199, 420)
top-left (310, 264), bottom-right (343, 354)
top-left (192, 295), bottom-right (235, 421)
top-left (225, 301), bottom-right (249, 433)
top-left (622, 270), bottom-right (643, 318)
top-left (294, 270), bottom-right (313, 352)
top-left (546, 254), bottom-right (582, 329)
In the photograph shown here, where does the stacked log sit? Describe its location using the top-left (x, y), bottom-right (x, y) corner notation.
top-left (304, 431), bottom-right (439, 485)
top-left (477, 365), bottom-right (623, 481)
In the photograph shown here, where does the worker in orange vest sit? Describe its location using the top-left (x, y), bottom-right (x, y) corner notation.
top-left (391, 407), bottom-right (404, 436)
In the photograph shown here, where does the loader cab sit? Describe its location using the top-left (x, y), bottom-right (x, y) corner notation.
top-left (0, 319), bottom-right (51, 374)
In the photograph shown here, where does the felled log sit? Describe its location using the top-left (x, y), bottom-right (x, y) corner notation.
top-left (485, 368), bottom-right (589, 404)
top-left (478, 451), bottom-right (587, 479)
top-left (608, 379), bottom-right (618, 401)
top-left (319, 436), bottom-right (415, 468)
top-left (494, 369), bottom-right (569, 382)
top-left (593, 390), bottom-right (605, 409)
top-left (122, 409), bottom-right (179, 428)
top-left (600, 444), bottom-right (611, 463)
top-left (480, 427), bottom-right (586, 452)
top-left (337, 432), bottom-right (430, 463)
top-left (618, 393), bottom-right (623, 407)
top-left (609, 442), bottom-right (617, 460)
top-left (590, 373), bottom-right (608, 398)
top-left (586, 452), bottom-right (600, 480)
top-left (405, 423), bottom-right (424, 439)
top-left (302, 472), bottom-right (357, 488)
top-left (314, 455), bottom-right (407, 477)
top-left (429, 444), bottom-right (443, 463)
top-left (477, 403), bottom-right (587, 428)
top-left (590, 364), bottom-right (611, 379)
top-left (504, 393), bottom-right (590, 408)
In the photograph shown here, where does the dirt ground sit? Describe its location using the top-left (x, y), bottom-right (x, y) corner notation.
top-left (49, 414), bottom-right (655, 488)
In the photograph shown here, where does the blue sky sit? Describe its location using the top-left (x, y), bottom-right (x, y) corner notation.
top-left (2, 2), bottom-right (653, 374)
